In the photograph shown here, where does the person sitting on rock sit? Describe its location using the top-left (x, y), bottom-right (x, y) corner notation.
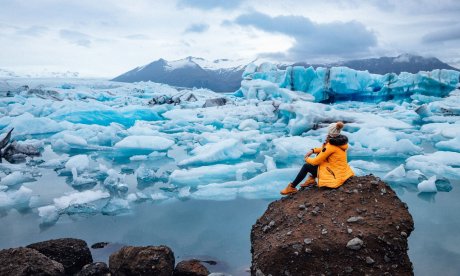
top-left (280, 121), bottom-right (354, 195)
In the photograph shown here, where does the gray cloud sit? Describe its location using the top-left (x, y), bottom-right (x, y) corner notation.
top-left (184, 23), bottom-right (209, 33)
top-left (59, 29), bottom-right (92, 47)
top-left (177, 0), bottom-right (243, 10)
top-left (422, 25), bottom-right (460, 43)
top-left (233, 11), bottom-right (377, 60)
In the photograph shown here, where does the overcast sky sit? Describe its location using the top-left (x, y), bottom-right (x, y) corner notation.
top-left (0, 0), bottom-right (459, 77)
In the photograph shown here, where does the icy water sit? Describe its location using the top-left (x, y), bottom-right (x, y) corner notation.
top-left (1, 184), bottom-right (459, 276)
top-left (1, 79), bottom-right (460, 275)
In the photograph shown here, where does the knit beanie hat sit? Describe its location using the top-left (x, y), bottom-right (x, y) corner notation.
top-left (328, 121), bottom-right (344, 137)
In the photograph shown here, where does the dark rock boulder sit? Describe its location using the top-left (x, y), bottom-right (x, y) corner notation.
top-left (91, 242), bottom-right (110, 249)
top-left (27, 238), bottom-right (93, 275)
top-left (174, 259), bottom-right (209, 276)
top-left (202, 98), bottom-right (227, 108)
top-left (76, 262), bottom-right (110, 276)
top-left (109, 245), bottom-right (175, 276)
top-left (251, 175), bottom-right (414, 276)
top-left (0, 247), bottom-right (65, 276)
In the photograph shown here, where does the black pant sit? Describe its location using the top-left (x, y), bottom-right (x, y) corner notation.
top-left (292, 163), bottom-right (318, 187)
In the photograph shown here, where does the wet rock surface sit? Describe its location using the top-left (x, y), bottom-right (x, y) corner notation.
top-left (173, 259), bottom-right (210, 276)
top-left (0, 247), bottom-right (65, 276)
top-left (27, 238), bottom-right (93, 275)
top-left (109, 245), bottom-right (175, 276)
top-left (251, 175), bottom-right (414, 275)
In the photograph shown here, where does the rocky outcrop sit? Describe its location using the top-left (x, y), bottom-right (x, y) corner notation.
top-left (174, 259), bottom-right (210, 276)
top-left (109, 245), bottom-right (175, 276)
top-left (76, 262), bottom-right (110, 276)
top-left (27, 238), bottom-right (93, 275)
top-left (0, 247), bottom-right (65, 276)
top-left (251, 175), bottom-right (414, 275)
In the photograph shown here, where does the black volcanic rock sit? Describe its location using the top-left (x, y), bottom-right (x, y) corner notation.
top-left (0, 247), bottom-right (65, 276)
top-left (27, 238), bottom-right (93, 275)
top-left (76, 262), bottom-right (110, 276)
top-left (251, 175), bottom-right (414, 276)
top-left (173, 259), bottom-right (210, 276)
top-left (109, 245), bottom-right (175, 276)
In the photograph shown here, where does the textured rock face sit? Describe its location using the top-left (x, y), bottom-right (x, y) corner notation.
top-left (0, 247), bottom-right (65, 276)
top-left (251, 175), bottom-right (414, 276)
top-left (174, 259), bottom-right (210, 276)
top-left (109, 245), bottom-right (175, 276)
top-left (27, 238), bottom-right (93, 275)
top-left (76, 262), bottom-right (110, 276)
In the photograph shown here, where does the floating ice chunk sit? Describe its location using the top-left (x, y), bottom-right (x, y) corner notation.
top-left (435, 136), bottom-right (460, 152)
top-left (6, 112), bottom-right (64, 135)
top-left (421, 123), bottom-right (460, 141)
top-left (53, 190), bottom-right (110, 210)
top-left (272, 136), bottom-right (320, 161)
top-left (178, 187), bottom-right (191, 198)
top-left (349, 160), bottom-right (391, 172)
top-left (179, 139), bottom-right (256, 166)
top-left (192, 168), bottom-right (298, 200)
top-left (264, 155), bottom-right (277, 171)
top-left (39, 156), bottom-right (69, 169)
top-left (238, 119), bottom-right (259, 130)
top-left (0, 186), bottom-right (33, 209)
top-left (151, 192), bottom-right (169, 201)
top-left (384, 164), bottom-right (406, 180)
top-left (0, 171), bottom-right (36, 186)
top-left (170, 161), bottom-right (264, 186)
top-left (114, 135), bottom-right (175, 151)
top-left (62, 134), bottom-right (88, 147)
top-left (418, 176), bottom-right (437, 193)
top-left (135, 166), bottom-right (162, 183)
top-left (406, 151), bottom-right (460, 178)
top-left (129, 155), bottom-right (149, 161)
top-left (37, 205), bottom-right (59, 225)
top-left (101, 198), bottom-right (130, 216)
top-left (103, 169), bottom-right (129, 196)
top-left (65, 154), bottom-right (89, 172)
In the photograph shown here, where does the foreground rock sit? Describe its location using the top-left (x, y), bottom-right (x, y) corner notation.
top-left (174, 259), bottom-right (210, 276)
top-left (0, 247), bottom-right (65, 275)
top-left (27, 238), bottom-right (93, 275)
top-left (251, 175), bottom-right (414, 275)
top-left (76, 262), bottom-right (110, 276)
top-left (109, 245), bottom-right (175, 276)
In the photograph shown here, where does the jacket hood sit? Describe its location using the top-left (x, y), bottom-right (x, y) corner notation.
top-left (329, 134), bottom-right (348, 150)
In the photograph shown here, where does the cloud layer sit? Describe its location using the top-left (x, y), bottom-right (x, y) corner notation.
top-left (233, 12), bottom-right (377, 60)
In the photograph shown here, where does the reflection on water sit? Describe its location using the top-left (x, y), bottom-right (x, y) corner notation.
top-left (0, 180), bottom-right (459, 276)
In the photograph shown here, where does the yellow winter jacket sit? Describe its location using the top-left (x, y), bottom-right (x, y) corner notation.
top-left (306, 135), bottom-right (354, 188)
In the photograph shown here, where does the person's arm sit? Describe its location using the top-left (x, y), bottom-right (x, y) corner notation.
top-left (306, 146), bottom-right (334, 165)
top-left (312, 147), bottom-right (322, 154)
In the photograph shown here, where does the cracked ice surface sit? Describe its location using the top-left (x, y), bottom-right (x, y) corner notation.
top-left (0, 76), bottom-right (459, 226)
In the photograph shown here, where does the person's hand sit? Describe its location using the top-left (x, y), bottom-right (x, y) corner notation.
top-left (304, 150), bottom-right (313, 159)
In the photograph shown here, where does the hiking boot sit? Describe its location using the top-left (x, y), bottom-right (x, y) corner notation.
top-left (280, 183), bottom-right (298, 195)
top-left (300, 176), bottom-right (316, 188)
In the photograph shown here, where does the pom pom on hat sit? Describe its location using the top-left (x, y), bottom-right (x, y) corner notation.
top-left (328, 121), bottom-right (344, 137)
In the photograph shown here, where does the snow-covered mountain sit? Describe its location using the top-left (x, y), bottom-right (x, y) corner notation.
top-left (113, 54), bottom-right (459, 92)
top-left (112, 57), bottom-right (250, 92)
top-left (291, 54), bottom-right (459, 75)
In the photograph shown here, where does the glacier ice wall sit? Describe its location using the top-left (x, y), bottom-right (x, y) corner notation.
top-left (238, 62), bottom-right (460, 102)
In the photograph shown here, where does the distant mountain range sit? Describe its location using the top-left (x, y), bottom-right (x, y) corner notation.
top-left (112, 57), bottom-right (247, 92)
top-left (290, 53), bottom-right (459, 75)
top-left (111, 54), bottom-right (458, 92)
